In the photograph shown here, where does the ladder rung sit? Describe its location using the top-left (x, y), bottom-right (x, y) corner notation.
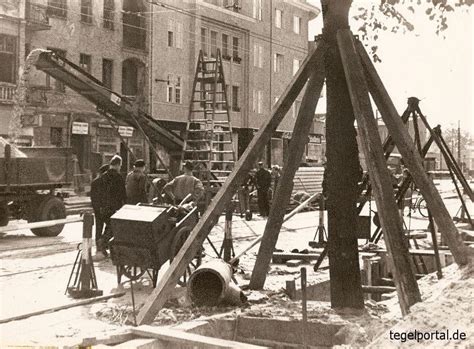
top-left (203, 59), bottom-right (217, 63)
top-left (187, 129), bottom-right (208, 132)
top-left (212, 150), bottom-right (234, 154)
top-left (194, 91), bottom-right (225, 94)
top-left (192, 100), bottom-right (226, 104)
top-left (186, 139), bottom-right (209, 143)
top-left (190, 119), bottom-right (229, 124)
top-left (190, 109), bottom-right (228, 114)
top-left (197, 77), bottom-right (223, 83)
top-left (212, 141), bottom-right (232, 144)
top-left (211, 160), bottom-right (234, 164)
top-left (185, 149), bottom-right (211, 153)
top-left (212, 170), bottom-right (232, 174)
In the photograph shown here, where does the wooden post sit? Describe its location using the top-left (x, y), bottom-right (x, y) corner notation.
top-left (136, 43), bottom-right (328, 325)
top-left (355, 40), bottom-right (471, 266)
top-left (249, 64), bottom-right (325, 289)
top-left (323, 0), bottom-right (365, 310)
top-left (337, 30), bottom-right (421, 315)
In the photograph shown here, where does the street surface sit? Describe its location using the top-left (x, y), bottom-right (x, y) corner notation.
top-left (0, 179), bottom-right (471, 346)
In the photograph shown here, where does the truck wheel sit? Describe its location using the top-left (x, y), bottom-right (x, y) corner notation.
top-left (0, 202), bottom-right (9, 227)
top-left (30, 196), bottom-right (66, 237)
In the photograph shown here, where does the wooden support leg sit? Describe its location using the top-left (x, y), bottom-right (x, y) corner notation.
top-left (136, 43), bottom-right (328, 325)
top-left (337, 30), bottom-right (421, 315)
top-left (249, 63), bottom-right (326, 290)
top-left (355, 40), bottom-right (471, 266)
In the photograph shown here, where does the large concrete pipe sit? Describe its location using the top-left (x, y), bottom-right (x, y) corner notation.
top-left (187, 259), bottom-right (247, 306)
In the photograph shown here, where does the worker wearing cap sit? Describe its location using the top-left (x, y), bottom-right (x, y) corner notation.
top-left (163, 161), bottom-right (204, 205)
top-left (255, 161), bottom-right (271, 217)
top-left (91, 163), bottom-right (109, 257)
top-left (126, 159), bottom-right (148, 205)
top-left (101, 155), bottom-right (126, 250)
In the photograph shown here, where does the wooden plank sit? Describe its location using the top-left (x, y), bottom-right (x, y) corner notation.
top-left (361, 285), bottom-right (396, 294)
top-left (136, 43), bottom-right (328, 325)
top-left (249, 64), bottom-right (326, 289)
top-left (272, 252), bottom-right (320, 264)
top-left (132, 326), bottom-right (268, 349)
top-left (337, 29), bottom-right (421, 315)
top-left (0, 292), bottom-right (125, 324)
top-left (0, 216), bottom-right (83, 233)
top-left (355, 39), bottom-right (471, 266)
top-left (286, 259), bottom-right (303, 267)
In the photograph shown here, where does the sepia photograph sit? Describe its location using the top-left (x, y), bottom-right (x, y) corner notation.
top-left (0, 0), bottom-right (472, 347)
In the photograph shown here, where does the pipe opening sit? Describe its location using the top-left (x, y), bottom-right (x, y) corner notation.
top-left (189, 271), bottom-right (224, 306)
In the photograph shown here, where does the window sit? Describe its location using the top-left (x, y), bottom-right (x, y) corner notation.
top-left (252, 0), bottom-right (262, 20)
top-left (123, 0), bottom-right (146, 51)
top-left (122, 58), bottom-right (140, 96)
top-left (47, 0), bottom-right (67, 18)
top-left (46, 48), bottom-right (66, 91)
top-left (275, 9), bottom-right (282, 28)
top-left (210, 31), bottom-right (218, 58)
top-left (201, 28), bottom-right (208, 56)
top-left (166, 75), bottom-right (182, 104)
top-left (253, 43), bottom-right (263, 68)
top-left (0, 35), bottom-right (17, 83)
top-left (102, 59), bottom-right (113, 89)
top-left (50, 128), bottom-right (63, 147)
top-left (103, 0), bottom-right (114, 30)
top-left (79, 53), bottom-right (91, 73)
top-left (175, 76), bottom-right (181, 104)
top-left (222, 34), bottom-right (229, 59)
top-left (253, 90), bottom-right (263, 114)
top-left (81, 0), bottom-right (92, 23)
top-left (293, 15), bottom-right (301, 34)
top-left (168, 20), bottom-right (183, 49)
top-left (273, 53), bottom-right (283, 73)
top-left (232, 85), bottom-right (239, 111)
top-left (292, 58), bottom-right (300, 76)
top-left (232, 37), bottom-right (240, 63)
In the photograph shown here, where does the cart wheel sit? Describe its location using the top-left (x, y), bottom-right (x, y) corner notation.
top-left (0, 202), bottom-right (9, 227)
top-left (30, 196), bottom-right (66, 237)
top-left (417, 198), bottom-right (428, 218)
top-left (170, 226), bottom-right (202, 287)
top-left (122, 265), bottom-right (146, 281)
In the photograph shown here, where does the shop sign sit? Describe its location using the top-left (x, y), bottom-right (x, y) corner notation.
top-left (118, 126), bottom-right (134, 137)
top-left (72, 121), bottom-right (89, 135)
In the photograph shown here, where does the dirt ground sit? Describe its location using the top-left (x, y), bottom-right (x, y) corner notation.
top-left (0, 185), bottom-right (472, 348)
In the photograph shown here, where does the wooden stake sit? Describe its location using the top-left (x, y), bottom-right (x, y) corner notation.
top-left (136, 43), bottom-right (328, 325)
top-left (355, 39), bottom-right (471, 266)
top-left (249, 64), bottom-right (325, 289)
top-left (337, 30), bottom-right (421, 315)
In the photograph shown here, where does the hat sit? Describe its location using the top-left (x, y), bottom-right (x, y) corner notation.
top-left (184, 161), bottom-right (194, 171)
top-left (110, 155), bottom-right (122, 166)
top-left (99, 164), bottom-right (109, 174)
top-left (134, 159), bottom-right (145, 167)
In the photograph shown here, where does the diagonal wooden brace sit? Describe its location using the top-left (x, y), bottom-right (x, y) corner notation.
top-left (337, 29), bottom-right (421, 315)
top-left (136, 42), bottom-right (328, 325)
top-left (355, 39), bottom-right (471, 266)
top-left (249, 58), bottom-right (326, 290)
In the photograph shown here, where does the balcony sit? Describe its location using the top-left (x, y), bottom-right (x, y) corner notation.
top-left (25, 2), bottom-right (51, 31)
top-left (0, 83), bottom-right (15, 104)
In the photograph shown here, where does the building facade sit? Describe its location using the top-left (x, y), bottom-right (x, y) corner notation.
top-left (0, 0), bottom-right (150, 177)
top-left (150, 0), bottom-right (320, 167)
top-left (1, 0), bottom-right (320, 176)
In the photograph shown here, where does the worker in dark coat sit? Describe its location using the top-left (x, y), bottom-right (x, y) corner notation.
top-left (126, 159), bottom-right (148, 204)
top-left (255, 161), bottom-right (272, 217)
top-left (90, 164), bottom-right (109, 257)
top-left (101, 155), bottom-right (126, 250)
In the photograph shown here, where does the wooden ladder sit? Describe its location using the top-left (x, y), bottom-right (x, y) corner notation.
top-left (182, 49), bottom-right (236, 190)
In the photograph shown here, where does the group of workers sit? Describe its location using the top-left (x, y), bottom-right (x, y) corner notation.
top-left (90, 155), bottom-right (204, 258)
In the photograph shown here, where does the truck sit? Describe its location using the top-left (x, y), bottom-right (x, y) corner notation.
top-left (0, 139), bottom-right (73, 236)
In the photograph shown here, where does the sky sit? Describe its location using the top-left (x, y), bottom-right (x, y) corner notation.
top-left (306, 1), bottom-right (473, 135)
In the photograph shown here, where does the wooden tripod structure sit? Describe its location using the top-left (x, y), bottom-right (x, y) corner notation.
top-left (136, 7), bottom-right (470, 325)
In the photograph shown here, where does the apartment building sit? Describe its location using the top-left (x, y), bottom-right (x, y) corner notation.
top-left (150, 0), bottom-right (320, 166)
top-left (0, 0), bottom-right (150, 176)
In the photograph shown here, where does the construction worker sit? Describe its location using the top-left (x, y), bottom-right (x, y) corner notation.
top-left (90, 164), bottom-right (109, 257)
top-left (163, 161), bottom-right (204, 206)
top-left (125, 159), bottom-right (148, 204)
top-left (101, 155), bottom-right (126, 252)
top-left (255, 161), bottom-right (271, 217)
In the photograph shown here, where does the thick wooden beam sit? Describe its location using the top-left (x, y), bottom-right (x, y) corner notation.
top-left (249, 65), bottom-right (325, 289)
top-left (136, 43), bottom-right (328, 325)
top-left (337, 29), bottom-right (421, 315)
top-left (355, 40), bottom-right (471, 266)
